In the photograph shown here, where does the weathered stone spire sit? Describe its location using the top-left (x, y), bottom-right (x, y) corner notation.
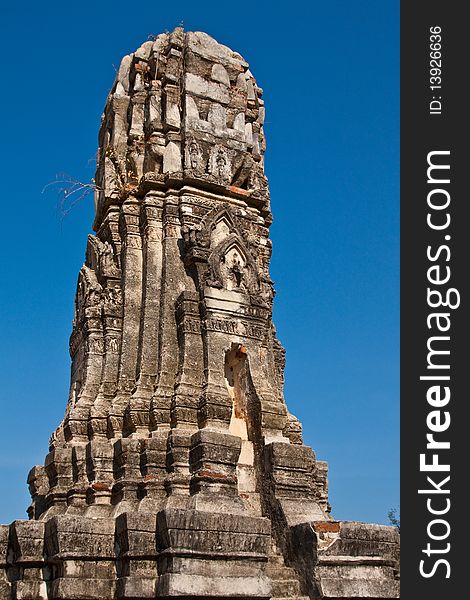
top-left (61, 28), bottom-right (277, 451)
top-left (0, 29), bottom-right (399, 600)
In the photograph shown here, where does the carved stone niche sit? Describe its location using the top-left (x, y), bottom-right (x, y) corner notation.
top-left (208, 234), bottom-right (259, 293)
top-left (208, 145), bottom-right (232, 184)
top-left (184, 137), bottom-right (205, 174)
top-left (183, 205), bottom-right (262, 299)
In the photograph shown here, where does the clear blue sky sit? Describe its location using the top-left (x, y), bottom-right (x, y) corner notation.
top-left (0, 0), bottom-right (399, 525)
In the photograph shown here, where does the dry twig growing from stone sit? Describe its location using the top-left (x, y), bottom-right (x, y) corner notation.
top-left (43, 173), bottom-right (100, 220)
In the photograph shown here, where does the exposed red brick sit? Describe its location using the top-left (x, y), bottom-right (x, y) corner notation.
top-left (312, 521), bottom-right (340, 533)
top-left (228, 186), bottom-right (250, 196)
top-left (91, 482), bottom-right (111, 492)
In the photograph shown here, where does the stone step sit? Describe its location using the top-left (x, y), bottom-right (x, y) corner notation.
top-left (265, 564), bottom-right (296, 580)
top-left (271, 578), bottom-right (301, 598)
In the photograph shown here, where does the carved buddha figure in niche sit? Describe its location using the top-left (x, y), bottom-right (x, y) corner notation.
top-left (188, 140), bottom-right (203, 171)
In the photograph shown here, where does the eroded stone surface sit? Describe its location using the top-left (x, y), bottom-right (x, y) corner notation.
top-left (1, 28), bottom-right (399, 599)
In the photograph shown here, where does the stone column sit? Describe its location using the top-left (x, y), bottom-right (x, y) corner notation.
top-left (188, 429), bottom-right (244, 514)
top-left (151, 195), bottom-right (184, 429)
top-left (44, 516), bottom-right (117, 599)
top-left (89, 280), bottom-right (123, 438)
top-left (112, 438), bottom-right (142, 515)
top-left (124, 194), bottom-right (164, 436)
top-left (90, 208), bottom-right (123, 438)
top-left (67, 445), bottom-right (89, 513)
top-left (115, 512), bottom-right (158, 599)
top-left (164, 428), bottom-right (192, 508)
top-left (264, 441), bottom-right (326, 526)
top-left (247, 344), bottom-right (288, 440)
top-left (65, 272), bottom-right (105, 443)
top-left (43, 447), bottom-right (73, 517)
top-left (7, 521), bottom-right (47, 600)
top-left (108, 199), bottom-right (143, 438)
top-left (84, 440), bottom-right (114, 517)
top-left (139, 434), bottom-right (168, 512)
top-left (171, 291), bottom-right (204, 427)
top-left (199, 311), bottom-right (239, 430)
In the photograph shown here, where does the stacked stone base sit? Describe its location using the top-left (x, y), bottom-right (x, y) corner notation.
top-left (1, 514), bottom-right (399, 599)
top-left (1, 436), bottom-right (399, 599)
top-left (1, 509), bottom-right (271, 600)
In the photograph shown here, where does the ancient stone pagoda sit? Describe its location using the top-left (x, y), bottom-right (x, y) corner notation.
top-left (0, 29), bottom-right (399, 600)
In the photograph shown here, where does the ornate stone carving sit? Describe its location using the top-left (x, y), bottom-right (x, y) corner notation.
top-left (185, 137), bottom-right (204, 173)
top-left (209, 234), bottom-right (259, 293)
top-left (209, 145), bottom-right (231, 184)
